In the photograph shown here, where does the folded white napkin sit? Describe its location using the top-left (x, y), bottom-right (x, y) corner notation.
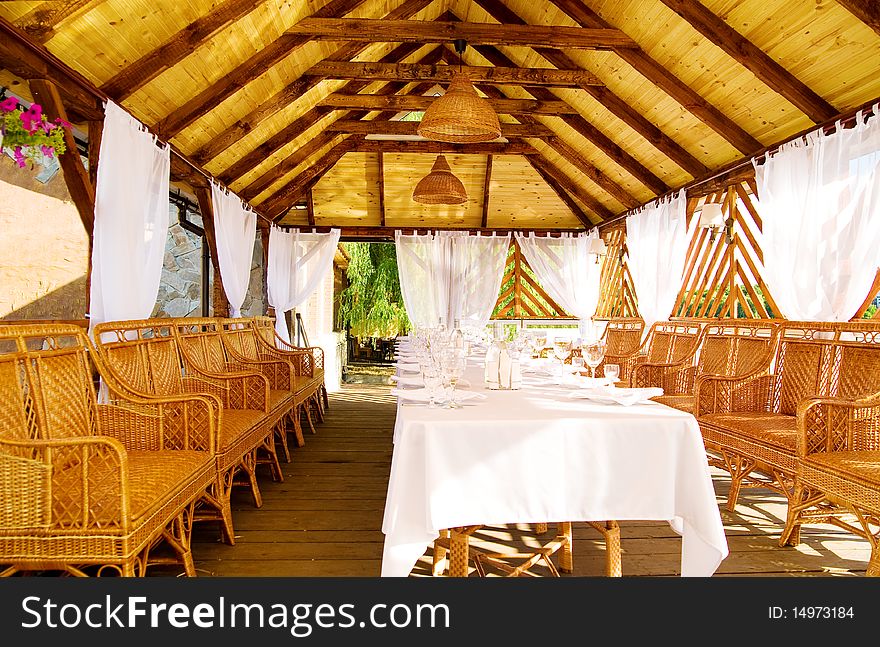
top-left (396, 362), bottom-right (421, 373)
top-left (389, 375), bottom-right (470, 388)
top-left (566, 386), bottom-right (663, 406)
top-left (391, 388), bottom-right (487, 403)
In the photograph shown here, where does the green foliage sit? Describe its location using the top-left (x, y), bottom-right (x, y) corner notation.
top-left (492, 245), bottom-right (567, 319)
top-left (337, 242), bottom-right (410, 339)
top-left (865, 304), bottom-right (877, 319)
top-left (398, 111), bottom-right (424, 122)
top-left (674, 283), bottom-right (776, 318)
top-left (0, 99), bottom-right (69, 168)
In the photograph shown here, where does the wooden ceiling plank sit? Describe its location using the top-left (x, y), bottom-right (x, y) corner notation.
top-left (525, 151), bottom-right (606, 225)
top-left (308, 61), bottom-right (600, 86)
top-left (543, 137), bottom-right (640, 210)
top-left (191, 1), bottom-right (437, 166)
top-left (547, 0), bottom-right (762, 154)
top-left (320, 93), bottom-right (578, 114)
top-left (326, 120), bottom-right (554, 137)
top-left (836, 0), bottom-right (880, 37)
top-left (480, 154), bottom-right (493, 229)
top-left (468, 4), bottom-right (697, 183)
top-left (15, 0), bottom-right (105, 43)
top-left (154, 0), bottom-right (370, 139)
top-left (350, 140), bottom-right (536, 154)
top-left (286, 17), bottom-right (637, 49)
top-left (658, 0), bottom-right (838, 123)
top-left (102, 0), bottom-right (269, 99)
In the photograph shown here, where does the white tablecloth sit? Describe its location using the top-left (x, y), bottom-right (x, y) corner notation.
top-left (381, 353), bottom-right (728, 577)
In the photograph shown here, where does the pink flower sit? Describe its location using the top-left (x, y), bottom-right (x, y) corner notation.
top-left (13, 146), bottom-right (26, 168)
top-left (41, 145), bottom-right (54, 157)
top-left (20, 104), bottom-right (44, 134)
top-left (0, 97), bottom-right (18, 112)
top-left (41, 121), bottom-right (54, 134)
top-left (54, 117), bottom-right (72, 129)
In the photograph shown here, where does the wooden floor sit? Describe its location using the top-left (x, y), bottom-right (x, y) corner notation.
top-left (189, 383), bottom-right (871, 577)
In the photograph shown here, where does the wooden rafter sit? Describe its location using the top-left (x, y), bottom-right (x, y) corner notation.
top-left (547, 0), bottom-right (762, 155)
top-left (350, 140), bottom-right (536, 155)
top-left (320, 93), bottom-right (579, 114)
top-left (286, 18), bottom-right (637, 49)
top-left (308, 61), bottom-right (600, 87)
top-left (836, 0), bottom-right (880, 37)
top-left (326, 120), bottom-right (554, 137)
top-left (468, 3), bottom-right (707, 180)
top-left (480, 155), bottom-right (493, 229)
top-left (467, 41), bottom-right (671, 195)
top-left (377, 152), bottom-right (386, 228)
top-left (15, 1), bottom-right (104, 43)
top-left (306, 187), bottom-right (316, 227)
top-left (658, 0), bottom-right (838, 123)
top-left (101, 0), bottom-right (268, 99)
top-left (525, 153), bottom-right (605, 226)
top-left (195, 187), bottom-right (229, 317)
top-left (154, 0), bottom-right (370, 138)
top-left (189, 0), bottom-right (437, 166)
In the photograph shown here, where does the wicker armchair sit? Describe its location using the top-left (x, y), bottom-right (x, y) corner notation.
top-left (0, 324), bottom-right (216, 576)
top-left (641, 321), bottom-right (779, 414)
top-left (594, 318), bottom-right (644, 383)
top-left (696, 322), bottom-right (880, 535)
top-left (618, 321), bottom-right (704, 387)
top-left (93, 319), bottom-right (275, 545)
top-left (218, 318), bottom-right (322, 459)
top-left (253, 316), bottom-right (328, 411)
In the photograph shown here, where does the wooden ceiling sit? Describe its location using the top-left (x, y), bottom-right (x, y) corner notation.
top-left (0, 0), bottom-right (878, 232)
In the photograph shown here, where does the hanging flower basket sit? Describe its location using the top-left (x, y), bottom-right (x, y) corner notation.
top-left (0, 96), bottom-right (72, 169)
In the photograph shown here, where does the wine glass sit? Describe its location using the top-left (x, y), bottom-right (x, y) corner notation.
top-left (583, 340), bottom-right (607, 380)
top-left (423, 368), bottom-right (442, 408)
top-left (440, 350), bottom-right (467, 409)
top-left (552, 337), bottom-right (572, 380)
top-left (604, 363), bottom-right (620, 384)
top-left (531, 333), bottom-right (547, 358)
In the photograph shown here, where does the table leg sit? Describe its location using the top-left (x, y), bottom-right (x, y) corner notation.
top-left (557, 521), bottom-right (573, 573)
top-left (589, 520), bottom-right (622, 577)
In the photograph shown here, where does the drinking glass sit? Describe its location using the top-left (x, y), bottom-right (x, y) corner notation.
top-left (440, 350), bottom-right (467, 409)
top-left (552, 337), bottom-right (572, 379)
top-left (583, 340), bottom-right (607, 379)
top-left (604, 363), bottom-right (620, 383)
top-left (531, 333), bottom-right (548, 358)
top-left (423, 368), bottom-right (442, 408)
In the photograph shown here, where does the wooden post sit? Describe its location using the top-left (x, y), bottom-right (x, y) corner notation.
top-left (195, 187), bottom-right (229, 317)
top-left (260, 224), bottom-right (274, 318)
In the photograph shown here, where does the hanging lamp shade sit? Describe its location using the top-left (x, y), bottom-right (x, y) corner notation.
top-left (417, 73), bottom-right (502, 143)
top-left (412, 155), bottom-right (468, 204)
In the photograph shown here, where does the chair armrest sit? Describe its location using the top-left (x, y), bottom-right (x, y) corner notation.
top-left (631, 363), bottom-right (696, 393)
top-left (695, 373), bottom-right (775, 417)
top-left (96, 398), bottom-right (217, 454)
top-left (0, 436), bottom-right (130, 531)
top-left (797, 393), bottom-right (880, 458)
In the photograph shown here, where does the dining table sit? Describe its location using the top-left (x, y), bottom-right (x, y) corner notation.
top-left (381, 338), bottom-right (729, 577)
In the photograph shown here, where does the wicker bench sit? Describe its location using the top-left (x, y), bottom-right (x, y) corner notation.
top-left (0, 324), bottom-right (216, 577)
top-left (93, 319), bottom-right (276, 545)
top-left (635, 321), bottom-right (779, 414)
top-left (696, 322), bottom-right (880, 542)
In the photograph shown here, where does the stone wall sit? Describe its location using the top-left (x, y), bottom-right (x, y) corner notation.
top-left (152, 214), bottom-right (204, 318)
top-left (239, 238), bottom-right (267, 318)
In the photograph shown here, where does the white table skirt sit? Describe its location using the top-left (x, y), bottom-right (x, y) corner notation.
top-left (381, 355), bottom-right (728, 577)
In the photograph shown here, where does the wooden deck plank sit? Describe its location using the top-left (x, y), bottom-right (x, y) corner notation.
top-left (189, 381), bottom-right (872, 578)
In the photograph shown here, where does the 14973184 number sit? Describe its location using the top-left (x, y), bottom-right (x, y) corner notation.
top-left (769, 606), bottom-right (854, 620)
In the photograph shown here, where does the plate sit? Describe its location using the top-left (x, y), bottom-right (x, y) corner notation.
top-left (391, 388), bottom-right (487, 403)
top-left (566, 386), bottom-right (663, 406)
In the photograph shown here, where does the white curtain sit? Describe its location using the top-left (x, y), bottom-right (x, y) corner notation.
top-left (211, 181), bottom-right (257, 317)
top-left (89, 100), bottom-right (170, 334)
top-left (395, 231), bottom-right (511, 329)
top-left (515, 230), bottom-right (603, 334)
top-left (267, 227), bottom-right (341, 344)
top-left (626, 189), bottom-right (692, 334)
top-left (755, 105), bottom-right (880, 321)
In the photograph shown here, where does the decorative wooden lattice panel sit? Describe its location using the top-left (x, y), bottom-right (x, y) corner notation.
top-left (673, 181), bottom-right (782, 319)
top-left (492, 240), bottom-right (571, 319)
top-left (595, 226), bottom-right (638, 318)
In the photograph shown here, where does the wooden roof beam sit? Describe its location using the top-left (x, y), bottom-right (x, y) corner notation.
top-left (480, 155), bottom-right (493, 229)
top-left (468, 2), bottom-right (707, 179)
top-left (102, 0), bottom-right (269, 99)
top-left (320, 93), bottom-right (580, 115)
top-left (286, 18), bottom-right (637, 50)
top-left (350, 140), bottom-right (537, 155)
top-left (327, 120), bottom-right (554, 137)
top-left (526, 154), bottom-right (601, 227)
top-left (308, 61), bottom-right (600, 87)
top-left (190, 1), bottom-right (441, 165)
top-left (547, 0), bottom-right (762, 154)
top-left (836, 0), bottom-right (880, 37)
top-left (658, 0), bottom-right (838, 122)
top-left (15, 0), bottom-right (106, 43)
top-left (154, 0), bottom-right (371, 139)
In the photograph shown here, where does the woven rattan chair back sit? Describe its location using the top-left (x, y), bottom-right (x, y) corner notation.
top-left (834, 324), bottom-right (880, 400)
top-left (772, 323), bottom-right (841, 415)
top-left (93, 321), bottom-right (183, 396)
top-left (219, 319), bottom-right (262, 361)
top-left (173, 318), bottom-right (229, 374)
top-left (645, 321), bottom-right (703, 364)
top-left (600, 318), bottom-right (644, 356)
top-left (698, 321), bottom-right (779, 377)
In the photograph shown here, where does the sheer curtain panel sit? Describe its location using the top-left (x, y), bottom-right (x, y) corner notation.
top-left (89, 100), bottom-right (170, 334)
top-left (267, 227), bottom-right (341, 344)
top-left (211, 182), bottom-right (257, 317)
top-left (755, 105), bottom-right (880, 320)
top-left (625, 190), bottom-right (691, 334)
top-left (395, 231), bottom-right (447, 328)
top-left (515, 230), bottom-right (602, 332)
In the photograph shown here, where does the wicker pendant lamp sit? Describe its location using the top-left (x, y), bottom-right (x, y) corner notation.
top-left (417, 40), bottom-right (501, 143)
top-left (412, 154), bottom-right (468, 204)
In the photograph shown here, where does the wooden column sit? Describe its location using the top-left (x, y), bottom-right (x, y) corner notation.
top-left (260, 224), bottom-right (274, 317)
top-left (195, 187), bottom-right (229, 317)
